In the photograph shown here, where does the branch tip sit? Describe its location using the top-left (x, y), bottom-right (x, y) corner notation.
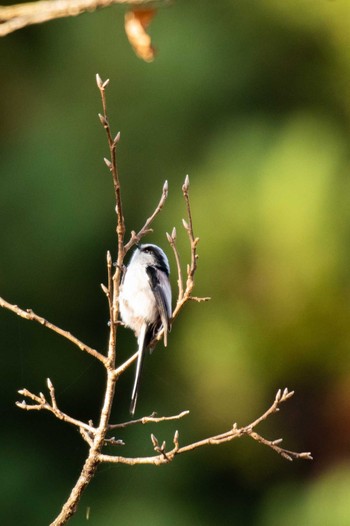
top-left (104, 157), bottom-right (112, 170)
top-left (101, 283), bottom-right (108, 294)
top-left (96, 73), bottom-right (103, 88)
top-left (272, 438), bottom-right (283, 445)
top-left (113, 131), bottom-right (121, 145)
top-left (96, 74), bottom-right (109, 90)
top-left (182, 218), bottom-right (189, 230)
top-left (182, 174), bottom-right (190, 192)
top-left (98, 113), bottom-right (108, 127)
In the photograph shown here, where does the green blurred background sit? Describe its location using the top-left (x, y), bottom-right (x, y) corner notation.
top-left (1, 0), bottom-right (350, 524)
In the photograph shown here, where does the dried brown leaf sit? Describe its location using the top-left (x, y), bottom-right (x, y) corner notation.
top-left (125, 9), bottom-right (157, 63)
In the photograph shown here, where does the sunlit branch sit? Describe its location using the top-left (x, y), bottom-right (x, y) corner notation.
top-left (0, 0), bottom-right (166, 37)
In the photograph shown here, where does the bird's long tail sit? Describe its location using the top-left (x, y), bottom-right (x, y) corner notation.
top-left (130, 323), bottom-right (148, 415)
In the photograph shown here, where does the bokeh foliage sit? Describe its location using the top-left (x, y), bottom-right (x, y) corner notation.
top-left (1, 0), bottom-right (350, 524)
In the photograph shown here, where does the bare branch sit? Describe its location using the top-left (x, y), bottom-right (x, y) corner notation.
top-left (16, 385), bottom-right (96, 435)
top-left (97, 75), bottom-right (125, 260)
top-left (1, 75), bottom-right (311, 525)
top-left (114, 350), bottom-right (139, 377)
top-left (247, 431), bottom-right (313, 462)
top-left (98, 388), bottom-right (313, 466)
top-left (109, 410), bottom-right (190, 429)
top-left (248, 387), bottom-right (294, 429)
top-left (166, 228), bottom-right (184, 300)
top-left (0, 296), bottom-right (107, 365)
top-left (0, 0), bottom-right (167, 37)
top-left (166, 175), bottom-right (210, 320)
top-left (96, 74), bottom-right (125, 336)
top-left (124, 179), bottom-right (169, 253)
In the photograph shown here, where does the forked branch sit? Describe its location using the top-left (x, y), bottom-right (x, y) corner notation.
top-left (167, 174), bottom-right (211, 320)
top-left (98, 388), bottom-right (312, 465)
top-left (0, 76), bottom-right (312, 526)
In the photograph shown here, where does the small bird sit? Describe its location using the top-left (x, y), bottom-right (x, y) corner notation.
top-left (119, 243), bottom-right (172, 415)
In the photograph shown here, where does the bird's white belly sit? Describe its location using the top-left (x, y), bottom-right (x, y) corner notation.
top-left (119, 268), bottom-right (158, 336)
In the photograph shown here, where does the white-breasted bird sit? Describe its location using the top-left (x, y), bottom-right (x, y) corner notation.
top-left (119, 244), bottom-right (172, 415)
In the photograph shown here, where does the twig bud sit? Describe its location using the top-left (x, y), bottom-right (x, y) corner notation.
top-left (96, 74), bottom-right (109, 90)
top-left (163, 180), bottom-right (169, 195)
top-left (101, 283), bottom-right (108, 294)
top-left (281, 452), bottom-right (293, 462)
top-left (47, 378), bottom-right (53, 390)
top-left (182, 218), bottom-right (189, 230)
top-left (104, 158), bottom-right (112, 170)
top-left (166, 232), bottom-right (172, 244)
top-left (285, 388), bottom-right (294, 400)
top-left (272, 438), bottom-right (283, 445)
top-left (151, 433), bottom-right (159, 447)
top-left (300, 452), bottom-right (313, 460)
top-left (113, 131), bottom-right (121, 145)
top-left (98, 113), bottom-right (108, 127)
top-left (171, 227), bottom-right (176, 240)
top-left (182, 174), bottom-right (190, 192)
top-left (96, 73), bottom-right (103, 88)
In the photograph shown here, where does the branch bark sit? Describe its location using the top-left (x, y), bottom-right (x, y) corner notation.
top-left (0, 297), bottom-right (107, 365)
top-left (0, 0), bottom-right (166, 37)
top-left (98, 388), bottom-right (313, 466)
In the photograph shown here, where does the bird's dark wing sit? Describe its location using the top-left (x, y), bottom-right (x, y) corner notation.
top-left (146, 265), bottom-right (171, 346)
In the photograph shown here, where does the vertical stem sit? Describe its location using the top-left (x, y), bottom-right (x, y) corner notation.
top-left (51, 76), bottom-right (126, 525)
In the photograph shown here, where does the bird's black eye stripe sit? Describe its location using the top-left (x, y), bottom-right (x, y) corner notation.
top-left (141, 245), bottom-right (169, 275)
top-left (141, 245), bottom-right (155, 255)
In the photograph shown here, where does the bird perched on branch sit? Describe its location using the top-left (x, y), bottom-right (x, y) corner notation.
top-left (119, 244), bottom-right (172, 415)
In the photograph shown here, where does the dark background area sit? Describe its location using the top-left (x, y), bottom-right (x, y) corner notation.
top-left (1, 0), bottom-right (350, 524)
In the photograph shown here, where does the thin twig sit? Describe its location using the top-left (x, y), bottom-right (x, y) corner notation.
top-left (166, 227), bottom-right (184, 300)
top-left (171, 175), bottom-right (210, 319)
top-left (248, 387), bottom-right (294, 429)
top-left (98, 388), bottom-right (313, 466)
top-left (0, 297), bottom-right (107, 365)
top-left (124, 179), bottom-right (169, 253)
top-left (16, 385), bottom-right (96, 435)
top-left (114, 350), bottom-right (139, 377)
top-left (109, 410), bottom-right (189, 429)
